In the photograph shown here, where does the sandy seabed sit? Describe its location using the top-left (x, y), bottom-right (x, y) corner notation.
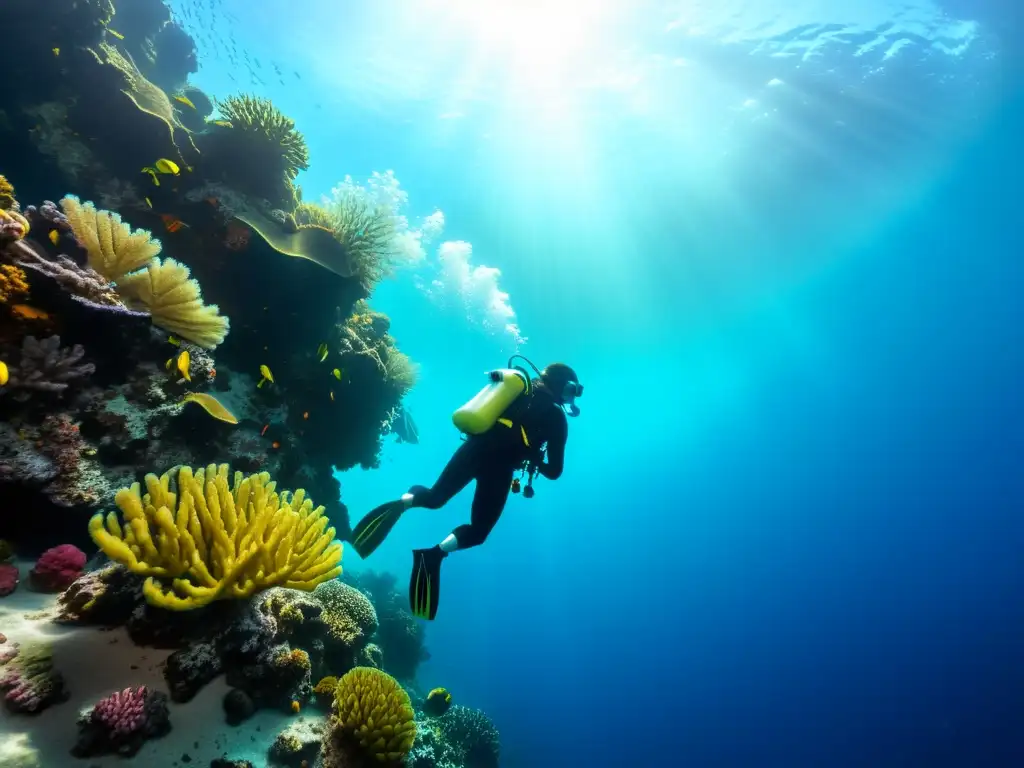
top-left (0, 560), bottom-right (293, 768)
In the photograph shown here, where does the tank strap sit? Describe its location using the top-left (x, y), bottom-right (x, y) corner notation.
top-left (496, 418), bottom-right (530, 447)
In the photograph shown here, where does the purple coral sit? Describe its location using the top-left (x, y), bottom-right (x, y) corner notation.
top-left (2, 334), bottom-right (95, 397)
top-left (73, 686), bottom-right (171, 757)
top-left (92, 687), bottom-right (148, 736)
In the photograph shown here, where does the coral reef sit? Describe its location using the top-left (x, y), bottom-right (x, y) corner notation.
top-left (72, 685), bottom-right (171, 758)
top-left (89, 463), bottom-right (343, 609)
top-left (343, 570), bottom-right (429, 682)
top-left (0, 640), bottom-right (68, 714)
top-left (1, 334), bottom-right (94, 397)
top-left (28, 543), bottom-right (86, 591)
top-left (269, 717), bottom-right (325, 768)
top-left (436, 705), bottom-right (501, 768)
top-left (323, 667), bottom-right (417, 766)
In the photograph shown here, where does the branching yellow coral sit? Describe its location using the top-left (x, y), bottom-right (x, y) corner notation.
top-left (88, 464), bottom-right (344, 610)
top-left (117, 258), bottom-right (230, 349)
top-left (332, 668), bottom-right (416, 763)
top-left (60, 196), bottom-right (160, 282)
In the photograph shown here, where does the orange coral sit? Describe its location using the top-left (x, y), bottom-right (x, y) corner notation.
top-left (10, 304), bottom-right (49, 322)
top-left (0, 265), bottom-right (29, 303)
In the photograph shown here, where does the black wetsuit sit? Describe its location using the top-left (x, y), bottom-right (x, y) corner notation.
top-left (409, 386), bottom-right (569, 548)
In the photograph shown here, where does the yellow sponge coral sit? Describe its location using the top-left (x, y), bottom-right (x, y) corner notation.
top-left (331, 667), bottom-right (416, 763)
top-left (88, 464), bottom-right (343, 610)
top-left (116, 258), bottom-right (229, 349)
top-left (60, 196), bottom-right (160, 282)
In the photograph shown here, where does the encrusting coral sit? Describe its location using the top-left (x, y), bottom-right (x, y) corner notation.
top-left (324, 667), bottom-right (417, 765)
top-left (60, 196), bottom-right (229, 348)
top-left (88, 463), bottom-right (344, 610)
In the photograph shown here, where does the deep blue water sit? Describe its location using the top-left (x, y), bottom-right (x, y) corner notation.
top-left (176, 0), bottom-right (1023, 764)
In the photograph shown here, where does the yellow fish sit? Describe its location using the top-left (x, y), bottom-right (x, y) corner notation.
top-left (182, 392), bottom-right (238, 424)
top-left (257, 364), bottom-right (274, 388)
top-left (154, 158), bottom-right (180, 175)
top-left (165, 358), bottom-right (173, 370)
top-left (329, 390), bottom-right (335, 402)
top-left (332, 368), bottom-right (342, 380)
top-left (48, 230), bottom-right (59, 245)
top-left (52, 48), bottom-right (60, 57)
top-left (317, 342), bottom-right (328, 362)
top-left (209, 120), bottom-right (233, 128)
top-left (167, 336), bottom-right (181, 346)
top-left (0, 360), bottom-right (8, 386)
top-left (107, 28), bottom-right (125, 40)
top-left (176, 350), bottom-right (191, 382)
top-left (173, 95), bottom-right (196, 110)
top-left (142, 168), bottom-right (160, 186)
top-left (145, 197), bottom-right (153, 208)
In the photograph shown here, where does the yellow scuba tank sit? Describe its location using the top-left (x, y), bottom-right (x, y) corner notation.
top-left (452, 369), bottom-right (529, 435)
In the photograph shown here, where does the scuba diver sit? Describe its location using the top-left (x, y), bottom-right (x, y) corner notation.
top-left (350, 356), bottom-right (583, 620)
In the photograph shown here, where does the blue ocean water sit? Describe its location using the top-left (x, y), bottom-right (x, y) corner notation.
top-left (175, 0), bottom-right (1022, 764)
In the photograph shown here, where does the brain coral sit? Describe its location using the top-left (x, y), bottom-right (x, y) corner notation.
top-left (312, 580), bottom-right (378, 646)
top-left (324, 667), bottom-right (416, 765)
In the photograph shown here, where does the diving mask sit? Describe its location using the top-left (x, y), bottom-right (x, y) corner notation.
top-left (561, 380), bottom-right (583, 417)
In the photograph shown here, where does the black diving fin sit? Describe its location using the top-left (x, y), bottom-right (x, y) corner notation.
top-left (351, 499), bottom-right (407, 559)
top-left (409, 546), bottom-right (445, 621)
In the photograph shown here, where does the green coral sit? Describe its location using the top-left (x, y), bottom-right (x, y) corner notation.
top-left (327, 667), bottom-right (416, 764)
top-left (217, 94), bottom-right (309, 183)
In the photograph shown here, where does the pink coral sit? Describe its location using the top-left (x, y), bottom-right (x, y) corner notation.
top-left (92, 687), bottom-right (148, 736)
top-left (30, 544), bottom-right (86, 592)
top-left (0, 564), bottom-right (18, 597)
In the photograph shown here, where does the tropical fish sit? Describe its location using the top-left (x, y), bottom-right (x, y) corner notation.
top-left (182, 392), bottom-right (238, 424)
top-left (142, 168), bottom-right (160, 186)
top-left (271, 441), bottom-right (280, 449)
top-left (0, 360), bottom-right (8, 386)
top-left (154, 158), bottom-right (180, 175)
top-left (165, 358), bottom-right (173, 370)
top-left (52, 48), bottom-right (60, 57)
top-left (209, 119), bottom-right (233, 128)
top-left (173, 94), bottom-right (197, 109)
top-left (160, 214), bottom-right (187, 233)
top-left (176, 350), bottom-right (191, 382)
top-left (303, 412), bottom-right (309, 420)
top-left (260, 424), bottom-right (269, 436)
top-left (48, 230), bottom-right (59, 245)
top-left (316, 342), bottom-right (328, 362)
top-left (144, 197), bottom-right (153, 208)
top-left (332, 368), bottom-right (342, 380)
top-left (168, 336), bottom-right (181, 346)
top-left (106, 28), bottom-right (125, 40)
top-left (257, 364), bottom-right (274, 388)
top-left (329, 391), bottom-right (335, 401)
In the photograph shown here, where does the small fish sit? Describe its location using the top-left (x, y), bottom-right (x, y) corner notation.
top-left (261, 424), bottom-right (269, 436)
top-left (303, 412), bottom-right (309, 420)
top-left (168, 336), bottom-right (181, 346)
top-left (144, 197), bottom-right (153, 208)
top-left (107, 28), bottom-right (125, 40)
top-left (271, 441), bottom-right (281, 449)
top-left (0, 360), bottom-right (8, 386)
top-left (332, 368), bottom-right (342, 380)
top-left (209, 119), bottom-right (233, 128)
top-left (154, 158), bottom-right (180, 175)
top-left (165, 358), bottom-right (173, 370)
top-left (257, 364), bottom-right (274, 388)
top-left (160, 214), bottom-right (187, 233)
top-left (142, 168), bottom-right (160, 186)
top-left (52, 48), bottom-right (60, 57)
top-left (82, 447), bottom-right (98, 457)
top-left (316, 342), bottom-right (328, 362)
top-left (176, 349), bottom-right (191, 382)
top-left (174, 94), bottom-right (197, 109)
top-left (329, 391), bottom-right (335, 401)
top-left (182, 392), bottom-right (238, 424)
top-left (48, 230), bottom-right (59, 245)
